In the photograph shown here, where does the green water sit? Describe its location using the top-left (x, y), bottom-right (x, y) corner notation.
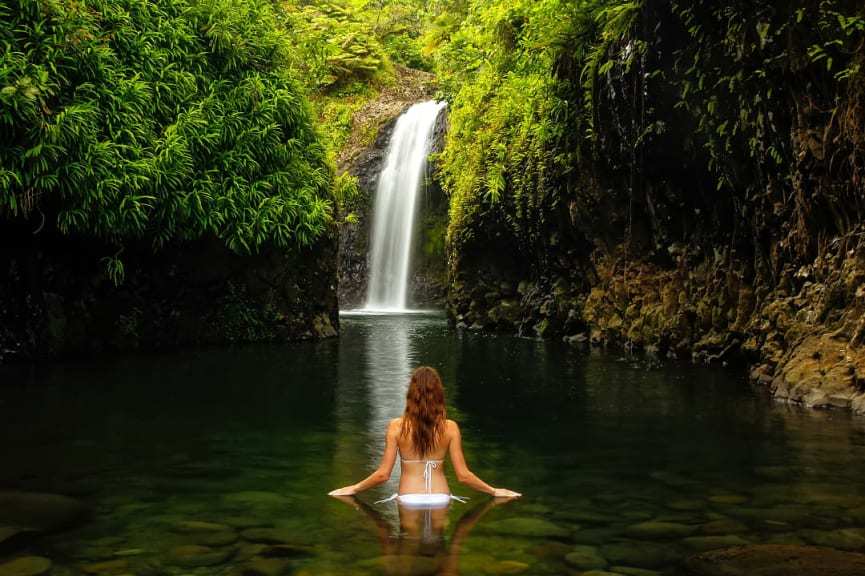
top-left (2, 312), bottom-right (865, 575)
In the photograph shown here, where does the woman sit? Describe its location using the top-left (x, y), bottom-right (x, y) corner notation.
top-left (328, 366), bottom-right (521, 505)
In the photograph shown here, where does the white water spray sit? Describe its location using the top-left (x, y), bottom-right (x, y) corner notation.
top-left (364, 100), bottom-right (446, 311)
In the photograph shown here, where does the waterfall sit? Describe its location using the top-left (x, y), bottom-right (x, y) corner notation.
top-left (364, 100), bottom-right (446, 312)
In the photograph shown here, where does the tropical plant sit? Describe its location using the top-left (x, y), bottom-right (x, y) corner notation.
top-left (1, 0), bottom-right (335, 283)
top-left (428, 0), bottom-right (619, 271)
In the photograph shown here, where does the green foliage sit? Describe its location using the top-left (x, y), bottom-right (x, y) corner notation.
top-left (1, 0), bottom-right (335, 267)
top-left (433, 0), bottom-right (865, 274)
top-left (217, 282), bottom-right (281, 343)
top-left (280, 3), bottom-right (392, 92)
top-left (429, 0), bottom-right (618, 264)
top-left (668, 0), bottom-right (865, 227)
top-left (117, 306), bottom-right (142, 340)
top-left (101, 254), bottom-right (126, 286)
top-left (382, 33), bottom-right (430, 70)
top-left (581, 2), bottom-right (643, 138)
top-left (314, 84), bottom-right (374, 156)
top-left (333, 170), bottom-right (361, 224)
top-left (353, 0), bottom-right (432, 69)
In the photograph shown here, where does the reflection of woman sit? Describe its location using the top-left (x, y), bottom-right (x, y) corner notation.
top-left (332, 494), bottom-right (513, 575)
top-left (329, 366), bottom-right (521, 504)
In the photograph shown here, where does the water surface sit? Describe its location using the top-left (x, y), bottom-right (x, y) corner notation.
top-left (2, 312), bottom-right (865, 575)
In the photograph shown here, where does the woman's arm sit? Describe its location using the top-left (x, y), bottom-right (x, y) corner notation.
top-left (328, 419), bottom-right (400, 496)
top-left (447, 420), bottom-right (522, 498)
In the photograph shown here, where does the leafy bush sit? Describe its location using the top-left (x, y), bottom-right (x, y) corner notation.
top-left (279, 3), bottom-right (392, 93)
top-left (1, 0), bottom-right (335, 282)
top-left (427, 0), bottom-right (593, 263)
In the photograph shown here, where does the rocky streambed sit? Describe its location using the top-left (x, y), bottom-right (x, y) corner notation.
top-left (5, 472), bottom-right (865, 576)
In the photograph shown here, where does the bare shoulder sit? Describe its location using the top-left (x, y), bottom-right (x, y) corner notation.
top-left (387, 418), bottom-right (403, 434)
top-left (445, 419), bottom-right (461, 435)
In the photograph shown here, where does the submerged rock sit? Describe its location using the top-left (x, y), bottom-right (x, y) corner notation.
top-left (609, 566), bottom-right (662, 576)
top-left (480, 517), bottom-right (570, 539)
top-left (0, 556), bottom-right (51, 576)
top-left (699, 519), bottom-right (749, 535)
top-left (624, 520), bottom-right (699, 540)
top-left (228, 557), bottom-right (293, 576)
top-left (681, 544), bottom-right (865, 576)
top-left (240, 528), bottom-right (313, 546)
top-left (354, 554), bottom-right (439, 576)
top-left (221, 491), bottom-right (292, 507)
top-left (483, 559), bottom-right (530, 575)
top-left (173, 520), bottom-right (233, 532)
top-left (184, 529), bottom-right (238, 547)
top-left (0, 491), bottom-right (89, 532)
top-left (564, 545), bottom-right (608, 570)
top-left (798, 528), bottom-right (865, 551)
top-left (80, 558), bottom-right (128, 574)
top-left (681, 535), bottom-right (752, 551)
top-left (600, 541), bottom-right (679, 569)
top-left (260, 544), bottom-right (314, 558)
top-left (165, 544), bottom-right (234, 567)
top-left (0, 526), bottom-right (39, 555)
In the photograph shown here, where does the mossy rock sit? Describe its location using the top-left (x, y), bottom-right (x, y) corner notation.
top-left (480, 517), bottom-right (570, 539)
top-left (681, 544), bottom-right (865, 576)
top-left (0, 556), bottom-right (51, 576)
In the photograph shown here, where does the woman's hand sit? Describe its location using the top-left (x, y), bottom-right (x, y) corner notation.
top-left (328, 485), bottom-right (358, 496)
top-left (493, 488), bottom-right (522, 498)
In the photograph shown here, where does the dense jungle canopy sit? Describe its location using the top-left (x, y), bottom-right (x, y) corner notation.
top-left (3, 0), bottom-right (865, 398)
top-left (4, 0), bottom-right (863, 273)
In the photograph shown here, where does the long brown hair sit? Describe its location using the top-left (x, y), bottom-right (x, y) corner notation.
top-left (401, 366), bottom-right (447, 458)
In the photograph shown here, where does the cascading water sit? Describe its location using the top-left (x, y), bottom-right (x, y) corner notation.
top-left (364, 100), bottom-right (446, 311)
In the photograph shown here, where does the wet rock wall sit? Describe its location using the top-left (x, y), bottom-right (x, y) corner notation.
top-left (444, 1), bottom-right (865, 412)
top-left (0, 218), bottom-right (339, 363)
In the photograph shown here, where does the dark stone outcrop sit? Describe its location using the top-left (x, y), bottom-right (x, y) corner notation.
top-left (444, 1), bottom-right (865, 412)
top-left (0, 218), bottom-right (338, 362)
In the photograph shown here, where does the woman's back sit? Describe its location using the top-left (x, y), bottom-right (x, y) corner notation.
top-left (395, 417), bottom-right (454, 495)
top-left (328, 366), bottom-right (520, 500)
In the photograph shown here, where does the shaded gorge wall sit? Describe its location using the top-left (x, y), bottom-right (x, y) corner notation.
top-left (442, 0), bottom-right (865, 411)
top-left (0, 219), bottom-right (339, 363)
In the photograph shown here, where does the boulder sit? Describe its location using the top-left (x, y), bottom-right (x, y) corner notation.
top-left (0, 556), bottom-right (51, 576)
top-left (681, 544), bottom-right (865, 576)
top-left (0, 492), bottom-right (89, 532)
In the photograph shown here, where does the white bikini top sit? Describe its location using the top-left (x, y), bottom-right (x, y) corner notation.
top-left (400, 458), bottom-right (445, 494)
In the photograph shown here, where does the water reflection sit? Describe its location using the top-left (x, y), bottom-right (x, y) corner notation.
top-left (333, 312), bottom-right (445, 515)
top-left (361, 313), bottom-right (414, 439)
top-left (3, 313), bottom-right (865, 574)
top-left (331, 494), bottom-right (512, 575)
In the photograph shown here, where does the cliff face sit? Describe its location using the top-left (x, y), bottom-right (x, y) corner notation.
top-left (0, 218), bottom-right (339, 363)
top-left (445, 1), bottom-right (865, 411)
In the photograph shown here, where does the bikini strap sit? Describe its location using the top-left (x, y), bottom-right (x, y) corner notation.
top-left (421, 460), bottom-right (436, 494)
top-left (375, 493), bottom-right (399, 505)
top-left (400, 458), bottom-right (444, 494)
